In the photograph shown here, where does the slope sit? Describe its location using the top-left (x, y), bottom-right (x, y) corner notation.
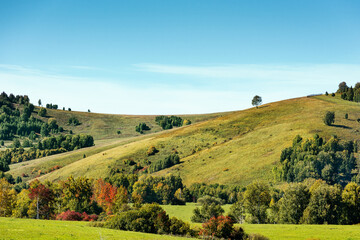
top-left (15, 95), bottom-right (360, 186)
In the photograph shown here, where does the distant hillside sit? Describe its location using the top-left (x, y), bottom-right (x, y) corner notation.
top-left (40, 107), bottom-right (223, 140)
top-left (10, 94), bottom-right (360, 186)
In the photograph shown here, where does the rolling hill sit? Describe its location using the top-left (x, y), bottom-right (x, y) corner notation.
top-left (9, 94), bottom-right (360, 187)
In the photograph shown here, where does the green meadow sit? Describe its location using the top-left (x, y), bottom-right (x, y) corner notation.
top-left (0, 217), bottom-right (194, 240)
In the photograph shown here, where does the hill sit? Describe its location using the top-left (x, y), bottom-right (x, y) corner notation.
top-left (9, 94), bottom-right (360, 186)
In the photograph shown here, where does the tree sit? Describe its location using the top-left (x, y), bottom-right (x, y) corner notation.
top-left (38, 108), bottom-right (47, 117)
top-left (61, 176), bottom-right (93, 213)
top-left (342, 182), bottom-right (360, 224)
top-left (93, 179), bottom-right (117, 213)
top-left (252, 95), bottom-right (262, 108)
top-left (38, 99), bottom-right (42, 106)
top-left (243, 181), bottom-right (271, 223)
top-left (191, 196), bottom-right (224, 223)
top-left (337, 82), bottom-right (348, 93)
top-left (199, 216), bottom-right (244, 240)
top-left (12, 189), bottom-right (32, 218)
top-left (0, 178), bottom-right (17, 217)
top-left (301, 182), bottom-right (342, 224)
top-left (278, 183), bottom-right (310, 224)
top-left (28, 180), bottom-right (54, 219)
top-left (12, 138), bottom-right (21, 148)
top-left (324, 111), bottom-right (335, 126)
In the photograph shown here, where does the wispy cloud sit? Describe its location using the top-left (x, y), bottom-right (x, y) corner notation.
top-left (135, 63), bottom-right (360, 83)
top-left (1, 63), bottom-right (360, 114)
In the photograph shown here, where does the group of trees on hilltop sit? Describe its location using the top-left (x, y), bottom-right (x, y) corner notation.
top-left (274, 134), bottom-right (358, 186)
top-left (155, 116), bottom-right (191, 130)
top-left (0, 134), bottom-right (94, 171)
top-left (336, 81), bottom-right (360, 102)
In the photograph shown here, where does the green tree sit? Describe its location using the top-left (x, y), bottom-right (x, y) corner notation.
top-left (61, 176), bottom-right (94, 213)
top-left (38, 108), bottom-right (47, 117)
top-left (301, 182), bottom-right (342, 224)
top-left (324, 111), bottom-right (335, 126)
top-left (0, 178), bottom-right (17, 217)
top-left (243, 181), bottom-right (271, 223)
top-left (252, 95), bottom-right (262, 108)
top-left (13, 138), bottom-right (21, 148)
top-left (38, 99), bottom-right (42, 106)
top-left (278, 183), bottom-right (310, 224)
top-left (342, 182), bottom-right (360, 224)
top-left (191, 196), bottom-right (224, 223)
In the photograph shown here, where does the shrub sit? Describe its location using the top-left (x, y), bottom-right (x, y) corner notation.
top-left (56, 210), bottom-right (83, 221)
top-left (147, 146), bottom-right (159, 156)
top-left (345, 113), bottom-right (348, 119)
top-left (199, 216), bottom-right (245, 240)
top-left (331, 93), bottom-right (335, 97)
top-left (56, 210), bottom-right (98, 221)
top-left (324, 111), bottom-right (335, 126)
top-left (68, 116), bottom-right (80, 126)
top-left (248, 233), bottom-right (269, 240)
top-left (135, 123), bottom-right (150, 134)
top-left (183, 119), bottom-right (191, 126)
top-left (38, 108), bottom-right (47, 117)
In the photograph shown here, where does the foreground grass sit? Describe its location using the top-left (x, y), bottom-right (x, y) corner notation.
top-left (241, 224), bottom-right (360, 240)
top-left (0, 217), bottom-right (193, 240)
top-left (163, 204), bottom-right (360, 240)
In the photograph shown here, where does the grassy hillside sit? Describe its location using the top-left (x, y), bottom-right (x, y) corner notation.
top-left (0, 217), bottom-right (194, 240)
top-left (40, 107), bottom-right (224, 140)
top-left (11, 95), bottom-right (360, 186)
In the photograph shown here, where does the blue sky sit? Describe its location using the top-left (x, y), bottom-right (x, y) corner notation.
top-left (1, 0), bottom-right (360, 114)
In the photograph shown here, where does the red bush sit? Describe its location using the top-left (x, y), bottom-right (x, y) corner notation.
top-left (199, 216), bottom-right (234, 239)
top-left (56, 210), bottom-right (98, 221)
top-left (56, 210), bottom-right (83, 221)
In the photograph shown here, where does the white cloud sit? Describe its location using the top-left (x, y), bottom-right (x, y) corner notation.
top-left (1, 63), bottom-right (359, 114)
top-left (135, 63), bottom-right (360, 84)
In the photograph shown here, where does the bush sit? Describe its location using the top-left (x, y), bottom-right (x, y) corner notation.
top-left (345, 113), bottom-right (348, 119)
top-left (68, 116), bottom-right (80, 126)
top-left (324, 111), bottom-right (335, 126)
top-left (147, 146), bottom-right (159, 156)
top-left (191, 196), bottom-right (225, 223)
top-left (199, 216), bottom-right (245, 240)
top-left (56, 210), bottom-right (98, 221)
top-left (248, 233), bottom-right (269, 240)
top-left (135, 123), bottom-right (150, 134)
top-left (38, 108), bottom-right (47, 117)
top-left (56, 210), bottom-right (83, 221)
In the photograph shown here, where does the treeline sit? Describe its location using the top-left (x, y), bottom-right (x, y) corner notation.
top-left (0, 175), bottom-right (251, 239)
top-left (273, 134), bottom-right (358, 186)
top-left (229, 179), bottom-right (360, 225)
top-left (45, 103), bottom-right (58, 109)
top-left (0, 134), bottom-right (94, 171)
top-left (0, 92), bottom-right (63, 140)
top-left (155, 115), bottom-right (191, 130)
top-left (106, 172), bottom-right (243, 204)
top-left (336, 81), bottom-right (360, 102)
top-left (149, 154), bottom-right (180, 173)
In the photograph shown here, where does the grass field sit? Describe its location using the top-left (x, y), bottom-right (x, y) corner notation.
top-left (0, 217), bottom-right (194, 240)
top-left (21, 95), bottom-right (360, 186)
top-left (2, 206), bottom-right (360, 240)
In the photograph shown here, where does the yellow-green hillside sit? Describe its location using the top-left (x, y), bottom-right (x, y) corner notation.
top-left (36, 107), bottom-right (223, 140)
top-left (12, 95), bottom-right (360, 186)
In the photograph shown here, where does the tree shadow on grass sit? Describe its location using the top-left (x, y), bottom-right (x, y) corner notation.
top-left (332, 124), bottom-right (352, 129)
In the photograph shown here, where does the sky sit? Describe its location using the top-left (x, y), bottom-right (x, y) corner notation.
top-left (0, 0), bottom-right (360, 114)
